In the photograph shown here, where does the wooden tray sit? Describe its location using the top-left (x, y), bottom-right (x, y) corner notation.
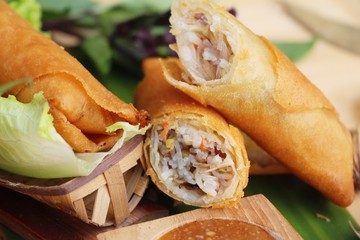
top-left (0, 135), bottom-right (149, 227)
top-left (0, 186), bottom-right (169, 240)
top-left (97, 194), bottom-right (302, 240)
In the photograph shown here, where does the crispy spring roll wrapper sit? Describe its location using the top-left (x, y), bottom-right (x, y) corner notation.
top-left (163, 0), bottom-right (355, 207)
top-left (134, 58), bottom-right (249, 207)
top-left (0, 0), bottom-right (149, 153)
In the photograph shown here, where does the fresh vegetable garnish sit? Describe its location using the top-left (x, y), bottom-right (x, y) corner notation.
top-left (38, 0), bottom-right (175, 76)
top-left (7, 0), bottom-right (42, 31)
top-left (0, 81), bottom-right (148, 178)
top-left (273, 37), bottom-right (317, 62)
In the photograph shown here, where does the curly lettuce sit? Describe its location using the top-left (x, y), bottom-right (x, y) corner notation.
top-left (0, 81), bottom-right (148, 178)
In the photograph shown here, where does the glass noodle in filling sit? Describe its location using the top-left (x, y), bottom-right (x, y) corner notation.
top-left (173, 12), bottom-right (234, 81)
top-left (150, 120), bottom-right (236, 203)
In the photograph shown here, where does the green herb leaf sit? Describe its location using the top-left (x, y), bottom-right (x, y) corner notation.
top-left (7, 0), bottom-right (42, 31)
top-left (100, 69), bottom-right (140, 103)
top-left (38, 0), bottom-right (96, 17)
top-left (273, 37), bottom-right (317, 62)
top-left (118, 0), bottom-right (172, 17)
top-left (81, 34), bottom-right (113, 75)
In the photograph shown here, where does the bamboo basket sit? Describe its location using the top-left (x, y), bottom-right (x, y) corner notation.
top-left (0, 135), bottom-right (149, 227)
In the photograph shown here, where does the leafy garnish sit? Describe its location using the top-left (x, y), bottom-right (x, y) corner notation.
top-left (0, 89), bottom-right (148, 178)
top-left (81, 34), bottom-right (113, 76)
top-left (39, 0), bottom-right (175, 77)
top-left (7, 0), bottom-right (42, 31)
top-left (273, 37), bottom-right (317, 62)
top-left (37, 0), bottom-right (96, 19)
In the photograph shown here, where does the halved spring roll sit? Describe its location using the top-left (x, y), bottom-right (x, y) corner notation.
top-left (134, 58), bottom-right (249, 207)
top-left (0, 0), bottom-right (149, 153)
top-left (163, 0), bottom-right (354, 207)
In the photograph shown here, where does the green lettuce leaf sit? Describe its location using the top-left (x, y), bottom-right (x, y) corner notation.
top-left (81, 34), bottom-right (113, 76)
top-left (7, 0), bottom-right (42, 31)
top-left (106, 121), bottom-right (149, 142)
top-left (0, 91), bottom-right (147, 178)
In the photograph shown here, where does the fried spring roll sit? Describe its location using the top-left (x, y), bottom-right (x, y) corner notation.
top-left (0, 0), bottom-right (149, 153)
top-left (134, 58), bottom-right (249, 207)
top-left (162, 0), bottom-right (355, 207)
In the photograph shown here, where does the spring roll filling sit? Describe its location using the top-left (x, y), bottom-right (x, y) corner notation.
top-left (150, 120), bottom-right (237, 204)
top-left (173, 12), bottom-right (234, 82)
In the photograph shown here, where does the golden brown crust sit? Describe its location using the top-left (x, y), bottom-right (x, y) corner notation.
top-left (135, 58), bottom-right (249, 207)
top-left (163, 55), bottom-right (354, 207)
top-left (260, 37), bottom-right (335, 113)
top-left (0, 0), bottom-right (149, 152)
top-left (166, 0), bottom-right (355, 207)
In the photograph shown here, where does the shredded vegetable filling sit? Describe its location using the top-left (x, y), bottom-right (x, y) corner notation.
top-left (153, 122), bottom-right (235, 198)
top-left (182, 12), bottom-right (233, 80)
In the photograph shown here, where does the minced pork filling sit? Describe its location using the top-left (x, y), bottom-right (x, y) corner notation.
top-left (152, 121), bottom-right (235, 197)
top-left (180, 12), bottom-right (233, 80)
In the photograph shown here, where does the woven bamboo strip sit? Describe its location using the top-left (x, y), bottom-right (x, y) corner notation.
top-left (73, 198), bottom-right (89, 222)
top-left (119, 142), bottom-right (143, 173)
top-left (129, 176), bottom-right (149, 212)
top-left (125, 165), bottom-right (143, 201)
top-left (134, 176), bottom-right (149, 197)
top-left (91, 185), bottom-right (111, 225)
top-left (104, 162), bottom-right (130, 225)
top-left (128, 195), bottom-right (142, 212)
top-left (69, 174), bottom-right (107, 201)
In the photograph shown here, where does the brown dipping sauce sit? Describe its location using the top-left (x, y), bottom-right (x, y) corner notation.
top-left (159, 218), bottom-right (277, 240)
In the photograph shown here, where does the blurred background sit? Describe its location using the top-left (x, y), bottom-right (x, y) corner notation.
top-left (224, 0), bottom-right (360, 131)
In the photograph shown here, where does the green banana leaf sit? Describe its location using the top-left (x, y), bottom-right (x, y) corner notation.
top-left (246, 175), bottom-right (359, 240)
